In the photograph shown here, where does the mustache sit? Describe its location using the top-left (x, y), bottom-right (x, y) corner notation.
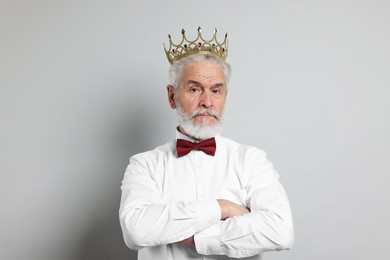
top-left (191, 109), bottom-right (220, 120)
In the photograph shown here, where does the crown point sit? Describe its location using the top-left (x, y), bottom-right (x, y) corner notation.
top-left (225, 33), bottom-right (228, 38)
top-left (168, 34), bottom-right (171, 38)
top-left (181, 29), bottom-right (185, 34)
top-left (214, 28), bottom-right (217, 34)
top-left (198, 26), bottom-right (202, 32)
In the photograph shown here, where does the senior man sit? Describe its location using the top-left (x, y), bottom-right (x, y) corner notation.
top-left (119, 27), bottom-right (294, 260)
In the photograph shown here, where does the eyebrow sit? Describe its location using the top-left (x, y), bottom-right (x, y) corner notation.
top-left (186, 80), bottom-right (225, 88)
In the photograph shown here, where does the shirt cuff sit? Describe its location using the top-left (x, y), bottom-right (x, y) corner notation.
top-left (195, 199), bottom-right (221, 231)
top-left (194, 222), bottom-right (223, 255)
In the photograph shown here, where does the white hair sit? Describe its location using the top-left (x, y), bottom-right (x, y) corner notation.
top-left (169, 54), bottom-right (232, 90)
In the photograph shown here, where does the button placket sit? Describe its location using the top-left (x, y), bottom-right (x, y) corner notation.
top-left (194, 151), bottom-right (203, 200)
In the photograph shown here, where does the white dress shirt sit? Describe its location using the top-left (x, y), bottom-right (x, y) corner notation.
top-left (119, 130), bottom-right (294, 259)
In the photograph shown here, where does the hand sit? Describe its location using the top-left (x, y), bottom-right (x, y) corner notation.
top-left (176, 235), bottom-right (194, 246)
top-left (217, 199), bottom-right (250, 220)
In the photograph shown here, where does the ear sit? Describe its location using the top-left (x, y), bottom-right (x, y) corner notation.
top-left (167, 85), bottom-right (176, 109)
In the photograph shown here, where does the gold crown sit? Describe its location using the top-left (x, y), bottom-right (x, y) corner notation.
top-left (164, 26), bottom-right (228, 64)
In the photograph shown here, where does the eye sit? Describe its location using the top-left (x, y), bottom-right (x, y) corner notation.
top-left (190, 87), bottom-right (201, 93)
top-left (211, 88), bottom-right (223, 94)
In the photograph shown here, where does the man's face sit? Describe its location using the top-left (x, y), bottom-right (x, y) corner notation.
top-left (167, 60), bottom-right (227, 139)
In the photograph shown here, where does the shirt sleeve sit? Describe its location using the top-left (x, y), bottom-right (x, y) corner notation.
top-left (119, 155), bottom-right (221, 250)
top-left (193, 149), bottom-right (294, 258)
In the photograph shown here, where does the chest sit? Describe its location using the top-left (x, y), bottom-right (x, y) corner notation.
top-left (153, 150), bottom-right (248, 206)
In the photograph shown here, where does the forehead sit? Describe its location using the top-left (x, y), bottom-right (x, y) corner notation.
top-left (180, 60), bottom-right (225, 85)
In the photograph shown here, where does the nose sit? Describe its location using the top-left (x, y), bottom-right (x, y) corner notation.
top-left (199, 90), bottom-right (213, 108)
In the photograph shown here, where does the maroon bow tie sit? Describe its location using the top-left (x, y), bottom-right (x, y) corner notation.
top-left (176, 137), bottom-right (216, 157)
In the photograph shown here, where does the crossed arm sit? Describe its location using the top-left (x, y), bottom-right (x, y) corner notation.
top-left (177, 199), bottom-right (250, 246)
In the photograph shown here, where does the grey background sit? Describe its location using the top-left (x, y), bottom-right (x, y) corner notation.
top-left (1, 0), bottom-right (389, 259)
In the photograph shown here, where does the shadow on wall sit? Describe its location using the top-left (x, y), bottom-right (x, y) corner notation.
top-left (74, 101), bottom-right (155, 260)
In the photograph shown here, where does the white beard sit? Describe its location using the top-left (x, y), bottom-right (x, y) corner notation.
top-left (176, 105), bottom-right (223, 140)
